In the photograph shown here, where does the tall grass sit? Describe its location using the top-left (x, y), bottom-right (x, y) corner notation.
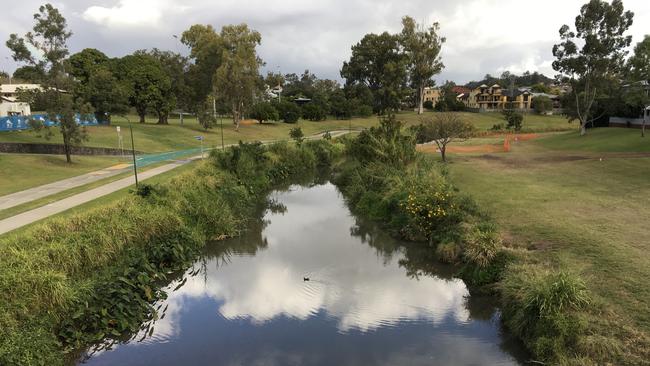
top-left (501, 267), bottom-right (590, 362)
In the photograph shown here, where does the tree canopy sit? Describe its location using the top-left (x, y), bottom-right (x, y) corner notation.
top-left (213, 23), bottom-right (263, 130)
top-left (6, 3), bottom-right (86, 163)
top-left (400, 16), bottom-right (445, 114)
top-left (341, 32), bottom-right (408, 115)
top-left (552, 0), bottom-right (634, 134)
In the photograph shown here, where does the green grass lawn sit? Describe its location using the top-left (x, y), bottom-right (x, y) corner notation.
top-left (448, 130), bottom-right (650, 363)
top-left (0, 154), bottom-right (122, 196)
top-left (0, 111), bottom-right (573, 154)
top-left (533, 127), bottom-right (650, 152)
top-left (0, 161), bottom-right (167, 221)
top-left (0, 159), bottom-right (200, 239)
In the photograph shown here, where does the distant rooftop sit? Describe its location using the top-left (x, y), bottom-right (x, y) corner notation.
top-left (0, 84), bottom-right (42, 94)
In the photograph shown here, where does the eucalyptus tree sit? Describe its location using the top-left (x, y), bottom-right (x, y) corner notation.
top-left (625, 35), bottom-right (650, 137)
top-left (400, 16), bottom-right (445, 114)
top-left (181, 24), bottom-right (223, 108)
top-left (552, 0), bottom-right (634, 135)
top-left (6, 3), bottom-right (89, 163)
top-left (213, 24), bottom-right (264, 131)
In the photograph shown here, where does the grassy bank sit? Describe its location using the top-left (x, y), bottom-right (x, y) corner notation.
top-left (0, 139), bottom-right (342, 365)
top-left (332, 120), bottom-right (648, 364)
top-left (448, 130), bottom-right (650, 364)
top-left (0, 112), bottom-right (572, 154)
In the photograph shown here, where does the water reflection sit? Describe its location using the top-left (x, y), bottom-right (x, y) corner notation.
top-left (83, 183), bottom-right (524, 365)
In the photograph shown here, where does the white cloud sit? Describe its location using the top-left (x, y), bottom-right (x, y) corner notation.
top-left (82, 0), bottom-right (184, 28)
top-left (2, 0), bottom-right (650, 84)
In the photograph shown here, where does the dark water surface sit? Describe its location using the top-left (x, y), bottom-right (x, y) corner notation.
top-left (82, 182), bottom-right (525, 365)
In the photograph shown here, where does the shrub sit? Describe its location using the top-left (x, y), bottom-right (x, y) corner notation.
top-left (275, 100), bottom-right (301, 123)
top-left (250, 101), bottom-right (279, 123)
top-left (345, 115), bottom-right (416, 166)
top-left (436, 241), bottom-right (462, 263)
top-left (502, 109), bottom-right (524, 131)
top-left (289, 127), bottom-right (305, 146)
top-left (423, 100), bottom-right (434, 110)
top-left (354, 104), bottom-right (373, 117)
top-left (490, 123), bottom-right (504, 131)
top-left (463, 222), bottom-right (501, 267)
top-left (399, 172), bottom-right (465, 242)
top-left (532, 96), bottom-right (553, 115)
top-left (302, 102), bottom-right (327, 121)
top-left (501, 268), bottom-right (590, 362)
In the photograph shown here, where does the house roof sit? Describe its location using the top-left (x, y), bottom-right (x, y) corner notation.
top-left (451, 86), bottom-right (471, 94)
top-left (492, 84), bottom-right (501, 88)
top-left (531, 92), bottom-right (560, 99)
top-left (0, 84), bottom-right (42, 94)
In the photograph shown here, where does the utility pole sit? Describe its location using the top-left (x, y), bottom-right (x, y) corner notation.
top-left (213, 94), bottom-right (224, 149)
top-left (123, 115), bottom-right (139, 187)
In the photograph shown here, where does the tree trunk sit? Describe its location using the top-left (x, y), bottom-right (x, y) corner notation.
top-left (156, 111), bottom-right (168, 125)
top-left (139, 113), bottom-right (145, 124)
top-left (580, 120), bottom-right (587, 136)
top-left (440, 145), bottom-right (446, 162)
top-left (63, 138), bottom-right (72, 163)
top-left (418, 84), bottom-right (425, 115)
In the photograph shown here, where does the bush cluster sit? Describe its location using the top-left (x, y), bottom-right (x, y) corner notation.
top-left (501, 268), bottom-right (590, 362)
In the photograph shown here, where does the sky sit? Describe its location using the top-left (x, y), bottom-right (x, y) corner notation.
top-left (1, 0), bottom-right (649, 84)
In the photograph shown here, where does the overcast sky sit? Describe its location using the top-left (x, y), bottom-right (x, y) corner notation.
top-left (1, 0), bottom-right (649, 84)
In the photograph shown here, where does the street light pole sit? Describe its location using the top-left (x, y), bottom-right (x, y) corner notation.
top-left (124, 115), bottom-right (139, 187)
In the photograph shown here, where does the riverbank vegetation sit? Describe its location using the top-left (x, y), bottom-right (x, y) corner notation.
top-left (0, 139), bottom-right (342, 365)
top-left (331, 116), bottom-right (637, 365)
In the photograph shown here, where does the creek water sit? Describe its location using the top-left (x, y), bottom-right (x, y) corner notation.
top-left (81, 182), bottom-right (526, 365)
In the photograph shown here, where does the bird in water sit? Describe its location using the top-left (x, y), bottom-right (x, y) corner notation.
top-left (303, 277), bottom-right (310, 281)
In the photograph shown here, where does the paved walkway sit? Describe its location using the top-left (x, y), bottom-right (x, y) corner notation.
top-left (0, 148), bottom-right (205, 211)
top-left (0, 160), bottom-right (188, 235)
top-left (0, 165), bottom-right (131, 211)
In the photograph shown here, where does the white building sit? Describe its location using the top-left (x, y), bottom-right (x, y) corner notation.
top-left (0, 84), bottom-right (41, 117)
top-left (0, 96), bottom-right (31, 116)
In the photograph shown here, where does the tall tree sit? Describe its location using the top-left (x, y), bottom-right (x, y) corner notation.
top-left (66, 48), bottom-right (109, 83)
top-left (400, 16), bottom-right (445, 114)
top-left (67, 48), bottom-right (127, 123)
top-left (341, 32), bottom-right (408, 115)
top-left (138, 49), bottom-right (192, 122)
top-left (213, 23), bottom-right (263, 130)
top-left (12, 65), bottom-right (46, 83)
top-left (6, 3), bottom-right (88, 163)
top-left (113, 54), bottom-right (173, 123)
top-left (181, 24), bottom-right (223, 109)
top-left (552, 0), bottom-right (634, 135)
top-left (625, 35), bottom-right (650, 137)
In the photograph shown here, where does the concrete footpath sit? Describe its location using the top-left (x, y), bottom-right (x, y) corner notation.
top-left (0, 164), bottom-right (132, 211)
top-left (0, 161), bottom-right (187, 235)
